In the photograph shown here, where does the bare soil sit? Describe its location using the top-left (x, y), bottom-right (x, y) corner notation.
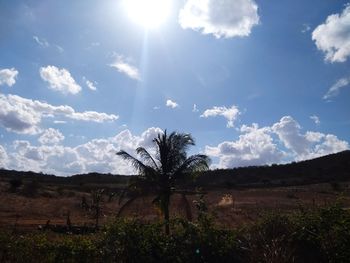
top-left (1, 180), bottom-right (349, 231)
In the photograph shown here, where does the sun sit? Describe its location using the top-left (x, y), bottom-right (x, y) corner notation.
top-left (123, 0), bottom-right (172, 29)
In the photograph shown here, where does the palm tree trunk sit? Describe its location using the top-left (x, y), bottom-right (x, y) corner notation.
top-left (162, 193), bottom-right (170, 235)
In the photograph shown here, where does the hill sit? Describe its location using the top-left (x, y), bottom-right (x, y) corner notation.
top-left (196, 150), bottom-right (350, 188)
top-left (1, 150), bottom-right (349, 189)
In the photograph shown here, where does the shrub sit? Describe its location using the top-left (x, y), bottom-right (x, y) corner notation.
top-left (8, 178), bottom-right (22, 192)
top-left (22, 180), bottom-right (40, 197)
top-left (1, 203), bottom-right (349, 262)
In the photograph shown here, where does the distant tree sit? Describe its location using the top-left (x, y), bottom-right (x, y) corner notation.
top-left (117, 130), bottom-right (210, 234)
top-left (22, 179), bottom-right (40, 197)
top-left (91, 189), bottom-right (104, 229)
top-left (9, 178), bottom-right (22, 192)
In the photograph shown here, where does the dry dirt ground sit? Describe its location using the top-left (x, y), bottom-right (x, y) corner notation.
top-left (1, 181), bottom-right (350, 231)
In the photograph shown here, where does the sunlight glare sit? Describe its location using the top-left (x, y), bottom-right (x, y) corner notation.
top-left (123, 0), bottom-right (171, 29)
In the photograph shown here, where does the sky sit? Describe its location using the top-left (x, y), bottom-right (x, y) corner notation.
top-left (0, 0), bottom-right (349, 176)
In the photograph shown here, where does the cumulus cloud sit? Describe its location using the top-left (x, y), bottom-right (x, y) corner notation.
top-left (38, 128), bottom-right (65, 145)
top-left (179, 0), bottom-right (259, 38)
top-left (272, 116), bottom-right (348, 160)
top-left (205, 123), bottom-right (283, 168)
top-left (323, 76), bottom-right (350, 100)
top-left (200, 105), bottom-right (240, 128)
top-left (0, 68), bottom-right (18, 87)
top-left (312, 5), bottom-right (350, 62)
top-left (1, 127), bottom-right (163, 176)
top-left (192, 104), bottom-right (199, 112)
top-left (310, 115), bottom-right (320, 125)
top-left (272, 116), bottom-right (312, 157)
top-left (205, 116), bottom-right (349, 169)
top-left (166, 99), bottom-right (179, 108)
top-left (40, 65), bottom-right (81, 95)
top-left (0, 93), bottom-right (118, 134)
top-left (0, 145), bottom-right (9, 168)
top-left (110, 55), bottom-right (140, 80)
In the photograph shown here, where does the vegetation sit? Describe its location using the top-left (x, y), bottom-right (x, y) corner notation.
top-left (1, 203), bottom-right (349, 262)
top-left (0, 139), bottom-right (349, 261)
top-left (8, 177), bottom-right (22, 192)
top-left (91, 189), bottom-right (105, 229)
top-left (1, 150), bottom-right (349, 191)
top-left (116, 130), bottom-right (210, 234)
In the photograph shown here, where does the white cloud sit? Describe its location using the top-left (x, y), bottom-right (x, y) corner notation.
top-left (54, 120), bottom-right (67, 124)
top-left (0, 145), bottom-right (9, 168)
top-left (85, 79), bottom-right (97, 91)
top-left (0, 68), bottom-right (18, 87)
top-left (33, 36), bottom-right (64, 53)
top-left (205, 123), bottom-right (283, 168)
top-left (33, 36), bottom-right (49, 47)
top-left (55, 45), bottom-right (64, 53)
top-left (272, 116), bottom-right (312, 157)
top-left (0, 93), bottom-right (118, 134)
top-left (40, 65), bottom-right (81, 95)
top-left (110, 55), bottom-right (140, 80)
top-left (200, 105), bottom-right (240, 128)
top-left (1, 127), bottom-right (163, 176)
top-left (323, 76), bottom-right (350, 100)
top-left (272, 116), bottom-right (348, 160)
top-left (192, 104), bottom-right (199, 112)
top-left (39, 128), bottom-right (65, 145)
top-left (179, 0), bottom-right (259, 38)
top-left (205, 116), bottom-right (349, 169)
top-left (310, 115), bottom-right (320, 125)
top-left (312, 5), bottom-right (350, 62)
top-left (166, 99), bottom-right (179, 108)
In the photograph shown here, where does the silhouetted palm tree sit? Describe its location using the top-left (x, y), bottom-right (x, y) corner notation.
top-left (116, 130), bottom-right (210, 234)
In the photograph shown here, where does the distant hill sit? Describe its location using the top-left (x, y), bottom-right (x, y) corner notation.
top-left (0, 170), bottom-right (130, 188)
top-left (195, 150), bottom-right (350, 188)
top-left (0, 150), bottom-right (349, 189)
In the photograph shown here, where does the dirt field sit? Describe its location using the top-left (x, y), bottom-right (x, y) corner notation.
top-left (1, 180), bottom-right (350, 231)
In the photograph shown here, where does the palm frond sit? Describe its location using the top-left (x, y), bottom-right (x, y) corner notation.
top-left (118, 179), bottom-right (144, 204)
top-left (173, 189), bottom-right (207, 195)
top-left (172, 154), bottom-right (210, 181)
top-left (136, 147), bottom-right (159, 170)
top-left (116, 196), bottom-right (139, 217)
top-left (116, 150), bottom-right (155, 176)
top-left (180, 193), bottom-right (192, 221)
top-left (152, 195), bottom-right (161, 205)
top-left (118, 188), bottom-right (129, 205)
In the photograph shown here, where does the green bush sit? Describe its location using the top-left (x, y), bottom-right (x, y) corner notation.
top-left (1, 203), bottom-right (349, 262)
top-left (0, 232), bottom-right (99, 263)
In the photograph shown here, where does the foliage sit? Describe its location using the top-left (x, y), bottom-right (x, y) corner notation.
top-left (91, 189), bottom-right (105, 229)
top-left (242, 202), bottom-right (350, 263)
top-left (8, 178), bottom-right (22, 192)
top-left (22, 179), bottom-right (40, 197)
top-left (1, 203), bottom-right (350, 262)
top-left (116, 130), bottom-right (210, 234)
top-left (0, 232), bottom-right (99, 263)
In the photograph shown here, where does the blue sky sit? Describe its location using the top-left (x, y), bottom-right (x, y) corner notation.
top-left (0, 0), bottom-right (349, 175)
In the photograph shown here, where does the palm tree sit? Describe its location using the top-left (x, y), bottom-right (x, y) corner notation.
top-left (116, 130), bottom-right (210, 234)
